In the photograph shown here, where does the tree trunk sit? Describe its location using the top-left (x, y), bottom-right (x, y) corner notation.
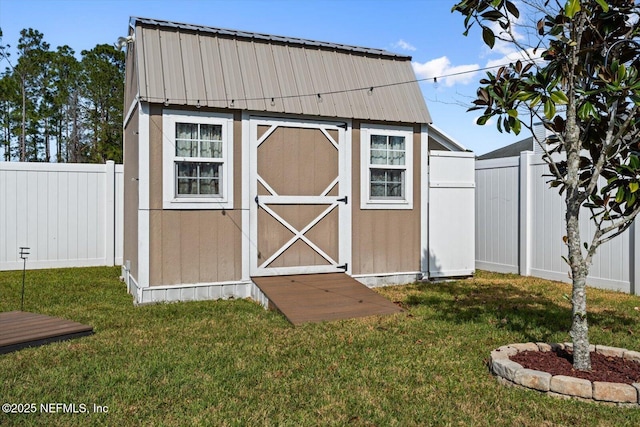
top-left (20, 78), bottom-right (26, 162)
top-left (44, 116), bottom-right (50, 163)
top-left (566, 207), bottom-right (591, 370)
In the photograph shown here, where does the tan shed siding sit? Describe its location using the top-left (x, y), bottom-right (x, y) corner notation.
top-left (123, 105), bottom-right (139, 279)
top-left (351, 122), bottom-right (421, 275)
top-left (149, 105), bottom-right (164, 210)
top-left (428, 135), bottom-right (449, 151)
top-left (148, 108), bottom-right (243, 286)
top-left (135, 21), bottom-right (431, 123)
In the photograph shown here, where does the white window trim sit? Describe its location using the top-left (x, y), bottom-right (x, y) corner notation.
top-left (360, 123), bottom-right (413, 210)
top-left (162, 109), bottom-right (234, 209)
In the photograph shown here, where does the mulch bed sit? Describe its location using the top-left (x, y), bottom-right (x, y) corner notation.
top-left (511, 348), bottom-right (640, 385)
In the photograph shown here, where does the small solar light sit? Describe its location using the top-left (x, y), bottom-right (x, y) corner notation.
top-left (19, 247), bottom-right (30, 311)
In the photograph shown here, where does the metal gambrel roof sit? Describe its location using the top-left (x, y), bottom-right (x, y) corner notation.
top-left (131, 17), bottom-right (432, 124)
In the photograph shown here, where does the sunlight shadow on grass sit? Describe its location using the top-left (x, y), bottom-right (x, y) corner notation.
top-left (400, 276), bottom-right (637, 343)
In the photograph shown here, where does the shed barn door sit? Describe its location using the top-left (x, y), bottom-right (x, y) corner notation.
top-left (250, 119), bottom-right (349, 276)
top-left (428, 151), bottom-right (475, 277)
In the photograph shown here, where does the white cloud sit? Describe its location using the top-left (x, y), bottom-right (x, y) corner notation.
top-left (393, 39), bottom-right (416, 52)
top-left (412, 56), bottom-right (480, 87)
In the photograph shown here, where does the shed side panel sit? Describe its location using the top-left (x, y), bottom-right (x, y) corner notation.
top-left (351, 123), bottom-right (421, 275)
top-left (147, 112), bottom-right (243, 286)
top-left (123, 105), bottom-right (139, 280)
top-left (149, 209), bottom-right (243, 285)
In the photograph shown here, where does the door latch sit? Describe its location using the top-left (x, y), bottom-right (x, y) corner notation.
top-left (337, 196), bottom-right (348, 204)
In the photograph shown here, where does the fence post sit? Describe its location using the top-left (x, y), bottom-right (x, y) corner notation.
top-left (632, 219), bottom-right (640, 295)
top-left (519, 151), bottom-right (533, 276)
top-left (105, 160), bottom-right (115, 266)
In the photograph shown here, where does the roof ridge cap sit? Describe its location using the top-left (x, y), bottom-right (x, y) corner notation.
top-left (130, 16), bottom-right (412, 60)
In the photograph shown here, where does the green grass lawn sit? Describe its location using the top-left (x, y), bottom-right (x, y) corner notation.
top-left (1, 267), bottom-right (640, 426)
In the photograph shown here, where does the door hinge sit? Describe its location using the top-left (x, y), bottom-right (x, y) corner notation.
top-left (337, 196), bottom-right (348, 204)
top-left (254, 195), bottom-right (259, 204)
top-left (337, 263), bottom-right (348, 271)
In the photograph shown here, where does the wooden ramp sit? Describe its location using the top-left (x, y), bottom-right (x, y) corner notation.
top-left (0, 311), bottom-right (93, 354)
top-left (252, 273), bottom-right (403, 325)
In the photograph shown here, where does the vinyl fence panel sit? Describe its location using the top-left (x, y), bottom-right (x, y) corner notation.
top-left (0, 161), bottom-right (123, 271)
top-left (475, 157), bottom-right (520, 274)
top-left (476, 152), bottom-right (639, 294)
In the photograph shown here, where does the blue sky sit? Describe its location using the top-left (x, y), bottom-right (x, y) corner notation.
top-left (0, 0), bottom-right (530, 155)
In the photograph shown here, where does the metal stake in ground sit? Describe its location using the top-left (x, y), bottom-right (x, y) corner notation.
top-left (19, 247), bottom-right (30, 311)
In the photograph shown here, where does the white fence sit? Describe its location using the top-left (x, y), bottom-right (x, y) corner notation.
top-left (476, 151), bottom-right (640, 295)
top-left (0, 161), bottom-right (123, 270)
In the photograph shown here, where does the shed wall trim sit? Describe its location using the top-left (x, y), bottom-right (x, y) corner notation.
top-left (137, 102), bottom-right (151, 288)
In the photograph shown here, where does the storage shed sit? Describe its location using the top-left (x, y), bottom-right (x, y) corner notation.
top-left (122, 17), bottom-right (475, 305)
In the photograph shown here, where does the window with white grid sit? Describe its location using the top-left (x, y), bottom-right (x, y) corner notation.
top-left (361, 124), bottom-right (413, 209)
top-left (163, 110), bottom-right (233, 209)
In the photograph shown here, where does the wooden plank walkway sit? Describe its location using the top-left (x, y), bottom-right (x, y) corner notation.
top-left (0, 311), bottom-right (93, 354)
top-left (252, 273), bottom-right (403, 325)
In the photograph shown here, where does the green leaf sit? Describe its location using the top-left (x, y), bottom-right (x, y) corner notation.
top-left (507, 109), bottom-right (518, 118)
top-left (482, 26), bottom-right (496, 48)
top-left (615, 187), bottom-right (625, 204)
top-left (505, 1), bottom-right (520, 18)
top-left (476, 115), bottom-right (490, 126)
top-left (618, 63), bottom-right (626, 82)
top-left (544, 98), bottom-right (556, 119)
top-left (530, 94), bottom-right (542, 108)
top-left (565, 0), bottom-right (581, 18)
top-left (511, 117), bottom-right (521, 135)
top-left (578, 101), bottom-right (596, 120)
top-left (595, 0), bottom-right (609, 12)
top-left (550, 90), bottom-right (568, 104)
top-left (630, 182), bottom-right (639, 193)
